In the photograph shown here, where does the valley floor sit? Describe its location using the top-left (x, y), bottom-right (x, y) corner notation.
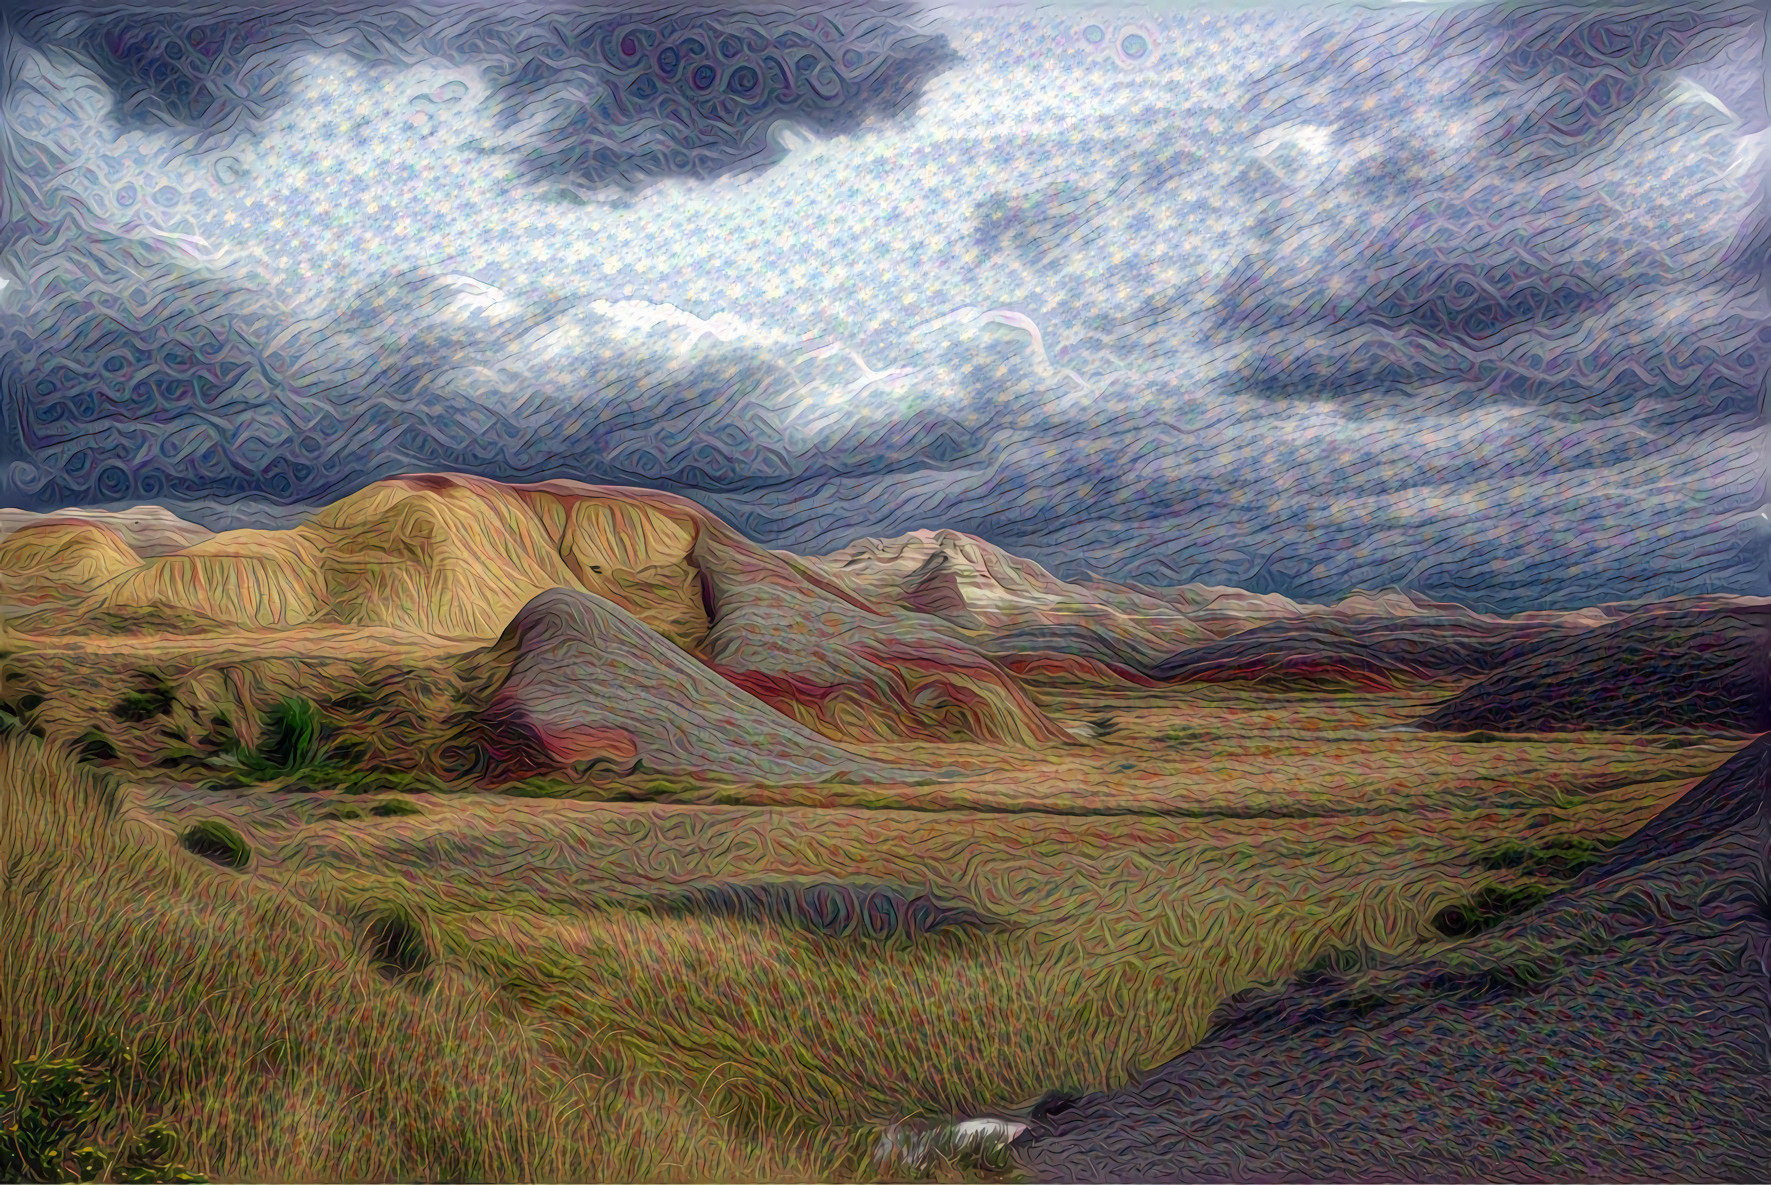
top-left (2, 640), bottom-right (1754, 1181)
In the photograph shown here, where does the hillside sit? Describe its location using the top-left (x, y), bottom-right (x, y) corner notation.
top-left (475, 587), bottom-right (909, 783)
top-left (0, 519), bottom-right (142, 606)
top-left (1148, 615), bottom-right (1577, 687)
top-left (14, 473), bottom-right (1067, 750)
top-left (803, 530), bottom-right (1207, 684)
top-left (1012, 735), bottom-right (1771, 1182)
top-left (0, 505), bottom-right (213, 556)
top-left (1417, 605), bottom-right (1771, 733)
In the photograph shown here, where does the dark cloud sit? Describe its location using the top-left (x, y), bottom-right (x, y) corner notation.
top-left (0, 1), bottom-right (1764, 614)
top-left (9, 2), bottom-right (958, 189)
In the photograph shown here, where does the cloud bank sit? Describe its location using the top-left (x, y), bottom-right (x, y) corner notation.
top-left (1, 1), bottom-right (1766, 612)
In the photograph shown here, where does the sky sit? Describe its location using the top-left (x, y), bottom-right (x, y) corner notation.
top-left (1, 0), bottom-right (1767, 612)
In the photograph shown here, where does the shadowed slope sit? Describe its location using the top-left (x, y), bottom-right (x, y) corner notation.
top-left (477, 587), bottom-right (914, 783)
top-left (0, 519), bottom-right (141, 606)
top-left (1418, 606), bottom-right (1771, 733)
top-left (1013, 736), bottom-right (1771, 1182)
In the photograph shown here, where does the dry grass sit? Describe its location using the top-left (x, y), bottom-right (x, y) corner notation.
top-left (0, 735), bottom-right (859, 1182)
top-left (2, 637), bottom-right (1750, 1182)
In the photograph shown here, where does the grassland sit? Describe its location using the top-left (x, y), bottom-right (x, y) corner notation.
top-left (1, 633), bottom-right (1750, 1182)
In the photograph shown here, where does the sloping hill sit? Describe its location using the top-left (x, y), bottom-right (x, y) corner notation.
top-left (0, 519), bottom-right (142, 606)
top-left (21, 473), bottom-right (1065, 748)
top-left (476, 587), bottom-right (906, 783)
top-left (696, 532), bottom-right (1072, 746)
top-left (804, 530), bottom-right (1206, 685)
top-left (1417, 605), bottom-right (1771, 733)
top-left (1012, 736), bottom-right (1771, 1182)
top-left (73, 528), bottom-right (328, 630)
top-left (1149, 615), bottom-right (1576, 687)
top-left (0, 505), bottom-right (212, 556)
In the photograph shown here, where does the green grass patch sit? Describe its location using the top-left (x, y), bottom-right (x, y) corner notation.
top-left (1, 1034), bottom-right (206, 1184)
top-left (1476, 836), bottom-right (1618, 879)
top-left (255, 697), bottom-right (323, 771)
top-left (112, 676), bottom-right (177, 725)
top-left (369, 798), bottom-right (423, 818)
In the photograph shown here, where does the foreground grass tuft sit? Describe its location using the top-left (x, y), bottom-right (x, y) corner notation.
top-left (0, 1033), bottom-right (207, 1184)
top-left (1, 735), bottom-right (844, 1182)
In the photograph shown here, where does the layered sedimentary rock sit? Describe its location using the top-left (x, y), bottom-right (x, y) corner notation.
top-left (0, 519), bottom-right (142, 606)
top-left (0, 505), bottom-right (212, 557)
top-left (477, 587), bottom-right (901, 783)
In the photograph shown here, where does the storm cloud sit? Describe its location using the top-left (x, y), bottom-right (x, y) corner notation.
top-left (0, 0), bottom-right (1766, 612)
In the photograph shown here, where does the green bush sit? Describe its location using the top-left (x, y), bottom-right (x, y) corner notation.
top-left (1, 694), bottom-right (47, 739)
top-left (256, 697), bottom-right (323, 772)
top-left (1090, 714), bottom-right (1120, 740)
top-left (75, 730), bottom-right (119, 763)
top-left (113, 677), bottom-right (177, 724)
top-left (369, 798), bottom-right (422, 818)
top-left (179, 821), bottom-right (251, 871)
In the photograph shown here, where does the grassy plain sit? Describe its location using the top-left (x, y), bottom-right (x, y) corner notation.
top-left (1, 632), bottom-right (1748, 1181)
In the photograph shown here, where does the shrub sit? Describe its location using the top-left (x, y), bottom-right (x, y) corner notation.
top-left (370, 797), bottom-right (422, 818)
top-left (256, 697), bottom-right (323, 772)
top-left (179, 821), bottom-right (251, 871)
top-left (75, 730), bottom-right (119, 763)
top-left (113, 677), bottom-right (177, 724)
top-left (1432, 883), bottom-right (1551, 939)
top-left (1089, 714), bottom-right (1120, 740)
top-left (0, 1037), bottom-right (206, 1184)
top-left (1, 694), bottom-right (47, 739)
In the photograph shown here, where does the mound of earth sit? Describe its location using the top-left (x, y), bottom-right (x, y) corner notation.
top-left (477, 586), bottom-right (911, 783)
top-left (0, 519), bottom-right (141, 606)
top-left (1013, 736), bottom-right (1771, 1182)
top-left (1417, 606), bottom-right (1771, 733)
top-left (0, 505), bottom-right (212, 556)
top-left (802, 530), bottom-right (1204, 684)
top-left (79, 528), bottom-right (329, 630)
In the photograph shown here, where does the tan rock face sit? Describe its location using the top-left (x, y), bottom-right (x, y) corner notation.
top-left (0, 506), bottom-right (212, 557)
top-left (0, 519), bottom-right (142, 605)
top-left (14, 472), bottom-right (1067, 750)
